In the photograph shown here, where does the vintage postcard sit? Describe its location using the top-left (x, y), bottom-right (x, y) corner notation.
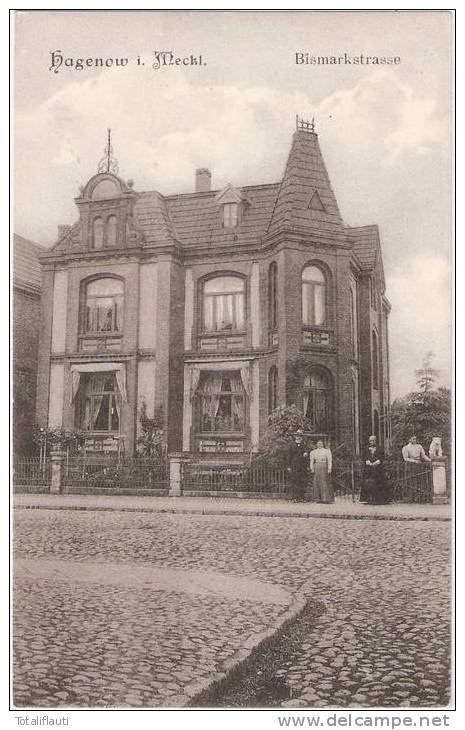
top-left (11, 8), bottom-right (454, 721)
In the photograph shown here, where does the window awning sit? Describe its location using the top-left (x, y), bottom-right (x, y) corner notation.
top-left (189, 362), bottom-right (251, 399)
top-left (70, 362), bottom-right (127, 404)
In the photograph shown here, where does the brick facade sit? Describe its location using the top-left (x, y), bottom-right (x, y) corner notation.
top-left (36, 125), bottom-right (391, 458)
top-left (13, 235), bottom-right (43, 454)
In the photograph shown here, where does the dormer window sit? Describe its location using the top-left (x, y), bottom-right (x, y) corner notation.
top-left (215, 184), bottom-right (249, 230)
top-left (223, 203), bottom-right (238, 228)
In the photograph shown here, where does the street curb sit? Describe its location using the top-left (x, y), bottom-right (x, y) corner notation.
top-left (161, 591), bottom-right (310, 708)
top-left (13, 503), bottom-right (451, 522)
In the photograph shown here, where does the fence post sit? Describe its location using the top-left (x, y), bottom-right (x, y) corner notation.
top-left (169, 453), bottom-right (184, 497)
top-left (432, 457), bottom-right (448, 504)
top-left (50, 449), bottom-right (65, 495)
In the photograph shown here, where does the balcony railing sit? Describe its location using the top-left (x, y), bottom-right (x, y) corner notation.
top-left (198, 333), bottom-right (246, 351)
top-left (302, 326), bottom-right (333, 347)
top-left (79, 334), bottom-right (122, 352)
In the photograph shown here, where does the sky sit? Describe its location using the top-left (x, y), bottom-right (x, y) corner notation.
top-left (13, 10), bottom-right (454, 399)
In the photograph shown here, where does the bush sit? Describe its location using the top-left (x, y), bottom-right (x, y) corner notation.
top-left (256, 404), bottom-right (313, 465)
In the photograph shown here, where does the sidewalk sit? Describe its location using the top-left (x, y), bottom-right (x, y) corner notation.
top-left (13, 493), bottom-right (451, 521)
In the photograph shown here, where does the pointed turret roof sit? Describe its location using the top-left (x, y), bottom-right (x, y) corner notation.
top-left (267, 128), bottom-right (344, 238)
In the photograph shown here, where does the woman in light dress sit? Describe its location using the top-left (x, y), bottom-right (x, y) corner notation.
top-left (309, 440), bottom-right (334, 503)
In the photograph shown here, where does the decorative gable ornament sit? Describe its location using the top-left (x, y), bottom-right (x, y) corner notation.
top-left (51, 171), bottom-right (144, 251)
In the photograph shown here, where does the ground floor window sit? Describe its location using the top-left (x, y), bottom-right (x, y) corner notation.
top-left (303, 369), bottom-right (332, 433)
top-left (76, 372), bottom-right (121, 433)
top-left (196, 372), bottom-right (245, 433)
top-left (268, 365), bottom-right (278, 415)
top-left (373, 408), bottom-right (380, 444)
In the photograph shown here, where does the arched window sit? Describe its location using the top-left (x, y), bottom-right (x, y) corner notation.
top-left (302, 265), bottom-right (326, 326)
top-left (92, 218), bottom-right (104, 249)
top-left (268, 365), bottom-right (278, 415)
top-left (352, 379), bottom-right (357, 445)
top-left (83, 278), bottom-right (124, 334)
top-left (350, 283), bottom-right (358, 358)
top-left (370, 277), bottom-right (378, 310)
top-left (303, 369), bottom-right (332, 433)
top-left (268, 262), bottom-right (278, 331)
top-left (203, 275), bottom-right (245, 332)
top-left (197, 371), bottom-right (245, 434)
top-left (372, 330), bottom-right (379, 388)
top-left (373, 409), bottom-right (380, 444)
top-left (106, 215), bottom-right (117, 247)
top-left (384, 405), bottom-right (389, 444)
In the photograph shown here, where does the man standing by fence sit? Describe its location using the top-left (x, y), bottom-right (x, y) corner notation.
top-left (287, 429), bottom-right (308, 502)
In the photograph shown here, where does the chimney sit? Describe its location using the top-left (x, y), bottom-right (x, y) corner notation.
top-left (195, 168), bottom-right (211, 193)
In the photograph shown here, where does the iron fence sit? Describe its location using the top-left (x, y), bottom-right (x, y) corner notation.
top-left (182, 462), bottom-right (289, 495)
top-left (329, 460), bottom-right (363, 502)
top-left (62, 456), bottom-right (168, 495)
top-left (12, 452), bottom-right (443, 504)
top-left (386, 461), bottom-right (434, 504)
top-left (13, 456), bottom-right (51, 492)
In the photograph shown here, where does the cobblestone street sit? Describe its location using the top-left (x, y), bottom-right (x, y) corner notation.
top-left (13, 507), bottom-right (451, 709)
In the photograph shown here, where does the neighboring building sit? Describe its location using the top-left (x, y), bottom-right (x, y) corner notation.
top-left (13, 234), bottom-right (44, 454)
top-left (36, 120), bottom-right (391, 458)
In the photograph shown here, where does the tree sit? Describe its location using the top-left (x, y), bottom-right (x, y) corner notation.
top-left (257, 404), bottom-right (313, 465)
top-left (390, 386), bottom-right (451, 457)
top-left (415, 351), bottom-right (440, 393)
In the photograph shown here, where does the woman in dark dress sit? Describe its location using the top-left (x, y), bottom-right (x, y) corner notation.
top-left (360, 435), bottom-right (391, 504)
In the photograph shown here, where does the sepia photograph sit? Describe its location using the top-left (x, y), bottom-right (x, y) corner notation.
top-left (11, 8), bottom-right (454, 718)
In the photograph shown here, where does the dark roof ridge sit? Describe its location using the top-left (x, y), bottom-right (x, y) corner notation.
top-left (141, 181), bottom-right (281, 201)
top-left (346, 224), bottom-right (379, 232)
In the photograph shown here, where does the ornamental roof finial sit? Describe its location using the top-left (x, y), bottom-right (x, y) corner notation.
top-left (98, 128), bottom-right (119, 175)
top-left (296, 114), bottom-right (316, 133)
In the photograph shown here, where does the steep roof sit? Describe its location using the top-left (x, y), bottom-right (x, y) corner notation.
top-left (348, 225), bottom-right (380, 271)
top-left (267, 130), bottom-right (344, 237)
top-left (13, 234), bottom-right (47, 292)
top-left (349, 224), bottom-right (385, 290)
top-left (135, 191), bottom-right (178, 246)
top-left (164, 183), bottom-right (279, 248)
top-left (44, 129), bottom-right (384, 268)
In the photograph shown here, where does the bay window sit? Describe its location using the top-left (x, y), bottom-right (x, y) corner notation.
top-left (197, 372), bottom-right (245, 434)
